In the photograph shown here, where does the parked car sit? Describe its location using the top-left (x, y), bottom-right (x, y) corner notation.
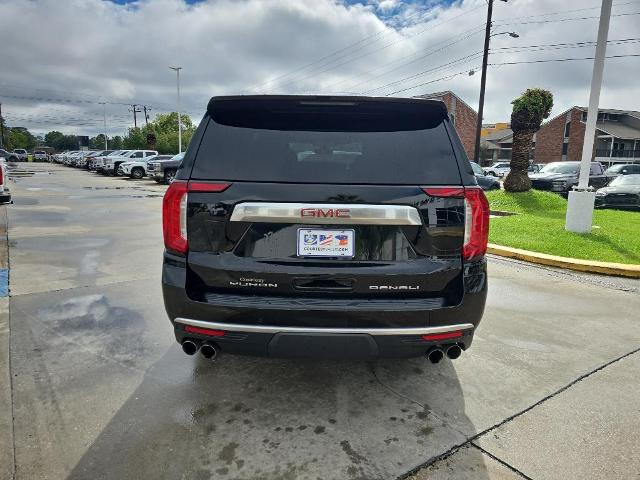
top-left (530, 161), bottom-right (612, 194)
top-left (595, 174), bottom-right (640, 210)
top-left (33, 150), bottom-right (49, 162)
top-left (74, 151), bottom-right (100, 168)
top-left (0, 149), bottom-right (20, 162)
top-left (102, 150), bottom-right (158, 175)
top-left (603, 163), bottom-right (640, 177)
top-left (147, 153), bottom-right (183, 183)
top-left (118, 154), bottom-right (171, 179)
top-left (163, 95), bottom-right (489, 362)
top-left (96, 150), bottom-right (131, 173)
top-left (528, 163), bottom-right (542, 175)
top-left (470, 161), bottom-right (500, 190)
top-left (71, 151), bottom-right (95, 167)
top-left (0, 156), bottom-right (11, 203)
top-left (483, 161), bottom-right (511, 177)
top-left (88, 150), bottom-right (114, 170)
top-left (12, 149), bottom-right (28, 162)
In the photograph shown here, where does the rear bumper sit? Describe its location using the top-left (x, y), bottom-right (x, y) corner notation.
top-left (174, 317), bottom-right (474, 359)
top-left (162, 253), bottom-right (487, 359)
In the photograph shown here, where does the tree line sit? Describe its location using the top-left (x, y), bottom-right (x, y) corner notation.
top-left (1, 112), bottom-right (195, 155)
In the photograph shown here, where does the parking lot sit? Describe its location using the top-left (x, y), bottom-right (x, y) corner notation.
top-left (2, 163), bottom-right (640, 480)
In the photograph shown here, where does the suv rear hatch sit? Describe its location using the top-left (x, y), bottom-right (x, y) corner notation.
top-left (164, 97), bottom-right (487, 326)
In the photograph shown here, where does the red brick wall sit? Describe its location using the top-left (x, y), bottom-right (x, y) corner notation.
top-left (446, 93), bottom-right (478, 160)
top-left (534, 110), bottom-right (567, 163)
top-left (429, 92), bottom-right (478, 159)
top-left (567, 109), bottom-right (588, 161)
top-left (535, 108), bottom-right (595, 163)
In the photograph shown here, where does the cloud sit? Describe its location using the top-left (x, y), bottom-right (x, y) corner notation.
top-left (0, 0), bottom-right (638, 136)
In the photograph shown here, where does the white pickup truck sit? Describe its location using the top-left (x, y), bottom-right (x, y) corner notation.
top-left (0, 156), bottom-right (12, 203)
top-left (102, 150), bottom-right (158, 176)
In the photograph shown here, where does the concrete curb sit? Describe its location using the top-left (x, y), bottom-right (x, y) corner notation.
top-left (0, 206), bottom-right (13, 480)
top-left (487, 243), bottom-right (640, 278)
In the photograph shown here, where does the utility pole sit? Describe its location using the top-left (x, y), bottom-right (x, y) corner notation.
top-left (169, 67), bottom-right (183, 153)
top-left (566, 0), bottom-right (613, 233)
top-left (473, 0), bottom-right (512, 164)
top-left (143, 105), bottom-right (151, 126)
top-left (99, 102), bottom-right (108, 150)
top-left (474, 0), bottom-right (494, 163)
top-left (129, 104), bottom-right (142, 128)
top-left (0, 103), bottom-right (4, 149)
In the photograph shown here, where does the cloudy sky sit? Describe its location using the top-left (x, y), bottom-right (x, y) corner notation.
top-left (0, 0), bottom-right (638, 136)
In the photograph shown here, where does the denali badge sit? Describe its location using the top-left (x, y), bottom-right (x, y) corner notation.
top-left (369, 285), bottom-right (420, 290)
top-left (300, 207), bottom-right (351, 218)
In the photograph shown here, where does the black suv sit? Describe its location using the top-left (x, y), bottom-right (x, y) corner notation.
top-left (162, 96), bottom-right (489, 362)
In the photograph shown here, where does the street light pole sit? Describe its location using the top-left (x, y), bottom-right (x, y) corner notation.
top-left (99, 102), bottom-right (107, 150)
top-left (0, 103), bottom-right (4, 149)
top-left (565, 0), bottom-right (612, 233)
top-left (169, 66), bottom-right (183, 153)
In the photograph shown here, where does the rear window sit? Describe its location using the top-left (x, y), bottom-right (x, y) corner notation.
top-left (191, 98), bottom-right (461, 184)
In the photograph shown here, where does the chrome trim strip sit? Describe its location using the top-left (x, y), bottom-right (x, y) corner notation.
top-left (175, 318), bottom-right (474, 336)
top-left (229, 202), bottom-right (422, 225)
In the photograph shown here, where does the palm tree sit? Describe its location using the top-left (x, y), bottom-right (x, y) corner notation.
top-left (504, 88), bottom-right (553, 192)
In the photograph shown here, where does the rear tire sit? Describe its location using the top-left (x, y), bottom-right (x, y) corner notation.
top-left (164, 169), bottom-right (177, 184)
top-left (488, 171), bottom-right (497, 177)
top-left (131, 167), bottom-right (144, 179)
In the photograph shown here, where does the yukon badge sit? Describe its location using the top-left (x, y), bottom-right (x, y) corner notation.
top-left (300, 207), bottom-right (351, 218)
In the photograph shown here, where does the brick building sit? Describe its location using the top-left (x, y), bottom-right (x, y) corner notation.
top-left (413, 91), bottom-right (478, 159)
top-left (535, 107), bottom-right (640, 166)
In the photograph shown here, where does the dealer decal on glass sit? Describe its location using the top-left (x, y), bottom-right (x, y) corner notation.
top-left (297, 229), bottom-right (355, 257)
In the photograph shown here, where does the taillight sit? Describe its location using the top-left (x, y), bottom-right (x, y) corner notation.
top-left (162, 180), bottom-right (188, 254)
top-left (462, 187), bottom-right (489, 261)
top-left (0, 166), bottom-right (3, 185)
top-left (162, 180), bottom-right (232, 254)
top-left (421, 185), bottom-right (489, 262)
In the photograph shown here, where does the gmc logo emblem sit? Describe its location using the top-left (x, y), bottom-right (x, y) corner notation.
top-left (300, 208), bottom-right (351, 218)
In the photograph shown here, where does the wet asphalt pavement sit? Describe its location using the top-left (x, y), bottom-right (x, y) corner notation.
top-left (3, 163), bottom-right (640, 480)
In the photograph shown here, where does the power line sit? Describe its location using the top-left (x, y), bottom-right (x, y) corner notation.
top-left (384, 66), bottom-right (481, 96)
top-left (257, 3), bottom-right (486, 91)
top-left (362, 51), bottom-right (483, 95)
top-left (497, 11), bottom-right (640, 26)
top-left (326, 25), bottom-right (486, 93)
top-left (259, 2), bottom-right (639, 91)
top-left (491, 37), bottom-right (640, 51)
top-left (489, 52), bottom-right (640, 66)
top-left (494, 0), bottom-right (639, 22)
top-left (251, 7), bottom-right (436, 91)
top-left (250, 5), bottom-right (469, 91)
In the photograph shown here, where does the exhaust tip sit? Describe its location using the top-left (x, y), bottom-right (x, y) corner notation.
top-left (427, 347), bottom-right (444, 364)
top-left (200, 343), bottom-right (218, 360)
top-left (182, 339), bottom-right (199, 356)
top-left (446, 344), bottom-right (462, 360)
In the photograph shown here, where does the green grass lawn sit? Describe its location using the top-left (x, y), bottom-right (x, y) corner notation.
top-left (486, 189), bottom-right (640, 265)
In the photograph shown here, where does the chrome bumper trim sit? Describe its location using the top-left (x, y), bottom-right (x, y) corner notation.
top-left (174, 318), bottom-right (474, 336)
top-left (229, 202), bottom-right (422, 225)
